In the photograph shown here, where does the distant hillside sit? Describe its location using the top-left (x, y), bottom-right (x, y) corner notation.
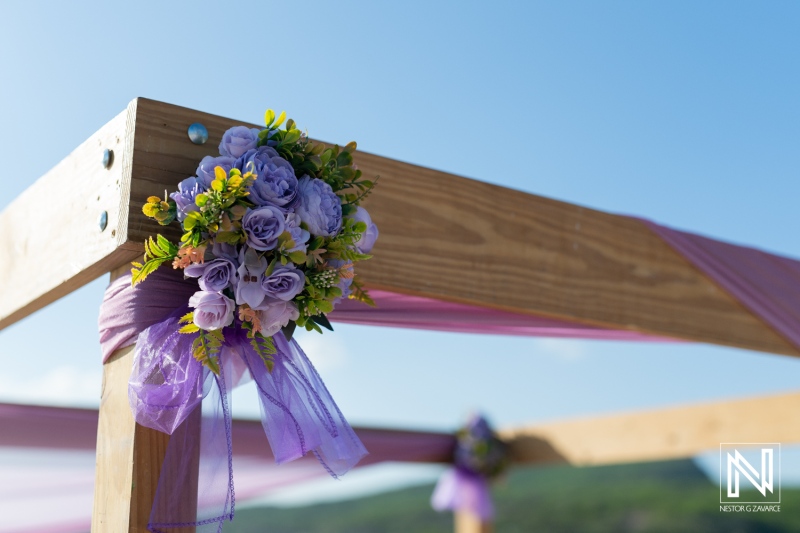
top-left (228, 459), bottom-right (800, 532)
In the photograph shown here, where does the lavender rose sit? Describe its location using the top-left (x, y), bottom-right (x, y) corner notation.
top-left (183, 257), bottom-right (237, 292)
top-left (219, 126), bottom-right (261, 159)
top-left (211, 241), bottom-right (239, 262)
top-left (256, 300), bottom-right (300, 337)
top-left (189, 290), bottom-right (235, 331)
top-left (170, 177), bottom-right (205, 222)
top-left (196, 155), bottom-right (236, 188)
top-left (242, 206), bottom-right (285, 251)
top-left (295, 176), bottom-right (342, 237)
top-left (235, 147), bottom-right (298, 208)
top-left (261, 264), bottom-right (305, 301)
top-left (350, 206), bottom-right (379, 254)
top-left (284, 213), bottom-right (310, 253)
top-left (235, 248), bottom-right (268, 309)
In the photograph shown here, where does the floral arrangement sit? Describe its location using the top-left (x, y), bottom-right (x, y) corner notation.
top-left (131, 109), bottom-right (378, 374)
top-left (453, 415), bottom-right (508, 478)
top-left (431, 414), bottom-right (508, 520)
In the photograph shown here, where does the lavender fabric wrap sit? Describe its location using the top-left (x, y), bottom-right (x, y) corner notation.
top-left (431, 415), bottom-right (507, 521)
top-left (98, 268), bottom-right (367, 532)
top-left (431, 467), bottom-right (494, 520)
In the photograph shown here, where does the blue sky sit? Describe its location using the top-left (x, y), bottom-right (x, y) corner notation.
top-left (1, 0), bottom-right (800, 503)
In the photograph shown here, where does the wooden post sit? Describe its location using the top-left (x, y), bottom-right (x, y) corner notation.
top-left (92, 267), bottom-right (198, 532)
top-left (92, 344), bottom-right (170, 531)
top-left (455, 510), bottom-right (493, 533)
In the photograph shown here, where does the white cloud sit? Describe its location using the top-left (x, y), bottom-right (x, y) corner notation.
top-left (0, 365), bottom-right (101, 407)
top-left (294, 331), bottom-right (350, 372)
top-left (532, 338), bottom-right (589, 361)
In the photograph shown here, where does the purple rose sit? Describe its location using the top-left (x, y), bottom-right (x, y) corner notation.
top-left (235, 248), bottom-right (268, 309)
top-left (189, 290), bottom-right (235, 331)
top-left (211, 241), bottom-right (239, 262)
top-left (295, 176), bottom-right (342, 237)
top-left (242, 206), bottom-right (285, 251)
top-left (235, 147), bottom-right (298, 208)
top-left (350, 206), bottom-right (379, 254)
top-left (196, 155), bottom-right (236, 188)
top-left (170, 177), bottom-right (205, 222)
top-left (219, 126), bottom-right (261, 159)
top-left (284, 213), bottom-right (310, 253)
top-left (184, 257), bottom-right (237, 292)
top-left (261, 264), bottom-right (305, 301)
top-left (256, 300), bottom-right (300, 337)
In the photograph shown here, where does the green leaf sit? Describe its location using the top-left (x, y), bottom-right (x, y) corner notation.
top-left (250, 333), bottom-right (277, 373)
top-left (156, 234), bottom-right (177, 256)
top-left (287, 251), bottom-right (306, 264)
top-left (281, 322), bottom-right (297, 342)
top-left (327, 286), bottom-right (342, 298)
top-left (215, 231), bottom-right (241, 244)
top-left (316, 300), bottom-right (334, 314)
top-left (282, 129), bottom-right (301, 145)
top-left (179, 323), bottom-right (200, 334)
top-left (274, 110), bottom-right (286, 128)
top-left (314, 313), bottom-right (334, 331)
top-left (265, 256), bottom-right (279, 277)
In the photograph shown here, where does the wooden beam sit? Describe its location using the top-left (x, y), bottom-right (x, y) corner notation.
top-left (92, 267), bottom-right (198, 532)
top-left (0, 104), bottom-right (139, 331)
top-left (1, 98), bottom-right (795, 357)
top-left (500, 391), bottom-right (800, 467)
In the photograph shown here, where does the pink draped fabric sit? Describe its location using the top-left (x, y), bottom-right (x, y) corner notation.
top-left (329, 290), bottom-right (671, 341)
top-left (0, 402), bottom-right (454, 533)
top-left (645, 220), bottom-right (800, 351)
top-left (98, 271), bottom-right (671, 365)
top-left (0, 402), bottom-right (453, 465)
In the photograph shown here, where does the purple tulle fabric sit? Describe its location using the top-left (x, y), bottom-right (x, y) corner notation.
top-left (431, 467), bottom-right (494, 520)
top-left (101, 268), bottom-right (367, 532)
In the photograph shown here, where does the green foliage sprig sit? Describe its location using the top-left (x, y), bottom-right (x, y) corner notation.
top-left (178, 312), bottom-right (222, 375)
top-left (131, 235), bottom-right (179, 286)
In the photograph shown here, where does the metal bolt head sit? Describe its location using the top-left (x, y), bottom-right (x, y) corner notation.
top-left (98, 211), bottom-right (108, 232)
top-left (102, 148), bottom-right (114, 169)
top-left (187, 123), bottom-right (209, 145)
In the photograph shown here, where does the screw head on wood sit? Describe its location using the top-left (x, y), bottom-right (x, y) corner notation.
top-left (98, 211), bottom-right (108, 232)
top-left (187, 123), bottom-right (209, 145)
top-left (102, 148), bottom-right (114, 169)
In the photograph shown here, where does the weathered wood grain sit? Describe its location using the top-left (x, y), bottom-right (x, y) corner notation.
top-left (0, 105), bottom-right (139, 331)
top-left (1, 97), bottom-right (796, 356)
top-left (92, 266), bottom-right (197, 532)
top-left (501, 391), bottom-right (800, 466)
top-left (119, 98), bottom-right (798, 356)
top-left (92, 344), bottom-right (165, 532)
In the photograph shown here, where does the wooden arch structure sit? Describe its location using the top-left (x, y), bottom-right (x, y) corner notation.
top-left (1, 98), bottom-right (799, 532)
